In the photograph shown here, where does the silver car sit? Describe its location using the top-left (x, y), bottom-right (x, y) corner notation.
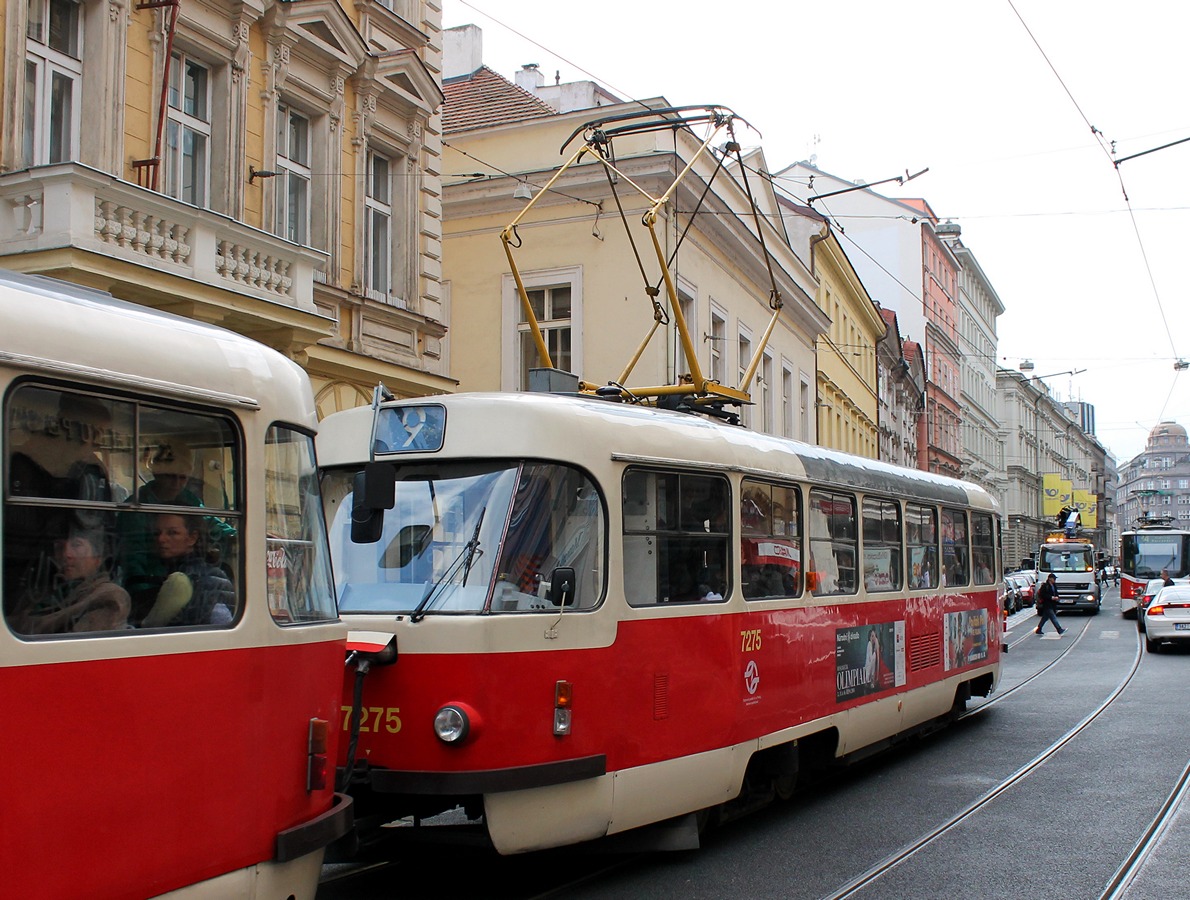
top-left (1142, 585), bottom-right (1190, 652)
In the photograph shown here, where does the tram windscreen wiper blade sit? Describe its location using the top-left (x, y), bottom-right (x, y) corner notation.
top-left (409, 508), bottom-right (485, 623)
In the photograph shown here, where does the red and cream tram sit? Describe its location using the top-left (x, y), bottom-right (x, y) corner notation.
top-left (318, 390), bottom-right (1002, 855)
top-left (1, 271), bottom-right (350, 899)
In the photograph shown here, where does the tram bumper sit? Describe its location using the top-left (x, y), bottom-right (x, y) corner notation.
top-left (275, 792), bottom-right (354, 863)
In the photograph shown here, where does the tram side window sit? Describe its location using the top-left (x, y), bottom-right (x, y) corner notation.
top-left (263, 426), bottom-right (337, 624)
top-left (862, 497), bottom-right (902, 592)
top-left (3, 384), bottom-right (242, 637)
top-left (741, 479), bottom-right (801, 600)
top-left (623, 468), bottom-right (730, 605)
top-left (807, 489), bottom-right (857, 596)
top-left (971, 513), bottom-right (996, 585)
top-left (906, 503), bottom-right (939, 589)
top-left (941, 508), bottom-right (969, 587)
top-left (492, 463), bottom-right (605, 612)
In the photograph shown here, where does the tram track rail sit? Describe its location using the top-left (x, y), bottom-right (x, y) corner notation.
top-left (1099, 744), bottom-right (1190, 898)
top-left (820, 617), bottom-right (1144, 900)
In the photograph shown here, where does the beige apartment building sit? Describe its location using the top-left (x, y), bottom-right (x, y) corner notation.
top-left (441, 27), bottom-right (827, 439)
top-left (2, 0), bottom-right (452, 413)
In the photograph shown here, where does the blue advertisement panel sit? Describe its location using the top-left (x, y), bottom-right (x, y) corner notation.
top-left (836, 621), bottom-right (905, 702)
top-left (944, 609), bottom-right (989, 671)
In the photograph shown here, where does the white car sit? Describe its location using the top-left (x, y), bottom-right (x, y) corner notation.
top-left (1142, 584), bottom-right (1190, 652)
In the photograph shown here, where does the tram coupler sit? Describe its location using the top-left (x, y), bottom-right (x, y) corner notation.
top-left (339, 632), bottom-right (397, 793)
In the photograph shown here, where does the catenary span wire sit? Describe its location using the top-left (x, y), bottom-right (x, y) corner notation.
top-left (1007, 0), bottom-right (1179, 362)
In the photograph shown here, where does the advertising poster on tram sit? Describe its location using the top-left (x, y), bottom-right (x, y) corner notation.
top-left (836, 621), bottom-right (905, 702)
top-left (943, 608), bottom-right (989, 671)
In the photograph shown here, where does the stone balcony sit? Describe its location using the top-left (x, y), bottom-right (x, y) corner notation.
top-left (0, 163), bottom-right (330, 325)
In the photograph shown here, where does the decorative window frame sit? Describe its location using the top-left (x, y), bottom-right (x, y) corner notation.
top-left (2, 0), bottom-right (127, 174)
top-left (262, 0), bottom-right (369, 255)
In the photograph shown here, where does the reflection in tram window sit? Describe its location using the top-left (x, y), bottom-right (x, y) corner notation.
top-left (325, 461), bottom-right (605, 614)
top-left (623, 469), bottom-right (730, 605)
top-left (906, 503), bottom-right (939, 590)
top-left (941, 508), bottom-right (970, 587)
top-left (808, 489), bottom-right (857, 596)
top-left (740, 479), bottom-right (801, 600)
top-left (972, 513), bottom-right (996, 585)
top-left (862, 497), bottom-right (902, 592)
top-left (4, 384), bottom-right (242, 636)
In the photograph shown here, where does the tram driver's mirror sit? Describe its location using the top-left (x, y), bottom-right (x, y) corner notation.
top-left (351, 470), bottom-right (384, 544)
top-left (548, 567), bottom-right (576, 607)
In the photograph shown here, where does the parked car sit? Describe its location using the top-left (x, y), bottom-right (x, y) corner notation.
top-left (1013, 573), bottom-right (1037, 608)
top-left (1001, 578), bottom-right (1022, 613)
top-left (1142, 584), bottom-right (1190, 652)
top-left (1135, 578), bottom-right (1169, 632)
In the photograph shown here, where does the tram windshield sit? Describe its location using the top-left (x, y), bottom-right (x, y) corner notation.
top-left (1121, 533), bottom-right (1190, 579)
top-left (323, 461), bottom-right (605, 614)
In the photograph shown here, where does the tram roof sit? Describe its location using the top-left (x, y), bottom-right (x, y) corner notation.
top-left (318, 391), bottom-right (998, 512)
top-left (0, 270), bottom-right (316, 426)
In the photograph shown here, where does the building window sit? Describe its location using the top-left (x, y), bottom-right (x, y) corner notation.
top-left (759, 353), bottom-right (773, 434)
top-left (709, 310), bottom-right (726, 385)
top-left (23, 0), bottom-right (82, 166)
top-left (781, 364), bottom-right (794, 439)
top-left (799, 376), bottom-right (811, 441)
top-left (675, 287), bottom-right (695, 380)
top-left (164, 52), bottom-right (210, 207)
top-left (519, 285), bottom-right (571, 390)
top-left (738, 330), bottom-right (752, 429)
top-left (365, 150), bottom-right (392, 297)
top-left (275, 104), bottom-right (311, 245)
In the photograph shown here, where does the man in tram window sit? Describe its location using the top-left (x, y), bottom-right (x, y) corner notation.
top-left (9, 527), bottom-right (130, 635)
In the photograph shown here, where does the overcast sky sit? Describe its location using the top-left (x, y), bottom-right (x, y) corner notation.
top-left (443, 0), bottom-right (1190, 466)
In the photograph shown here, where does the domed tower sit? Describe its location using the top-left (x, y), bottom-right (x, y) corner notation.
top-left (1146, 421), bottom-right (1189, 452)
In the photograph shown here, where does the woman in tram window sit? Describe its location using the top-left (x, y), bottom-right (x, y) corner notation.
top-left (141, 513), bottom-right (234, 627)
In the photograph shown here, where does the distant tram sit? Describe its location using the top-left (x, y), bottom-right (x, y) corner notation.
top-left (1, 271), bottom-right (350, 899)
top-left (1120, 516), bottom-right (1190, 600)
top-left (319, 390), bottom-right (1002, 854)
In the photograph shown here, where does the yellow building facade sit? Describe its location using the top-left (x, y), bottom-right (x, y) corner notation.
top-left (811, 229), bottom-right (883, 459)
top-left (1, 0), bottom-right (452, 414)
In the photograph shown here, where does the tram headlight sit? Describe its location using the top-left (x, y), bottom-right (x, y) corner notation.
top-left (433, 704), bottom-right (473, 744)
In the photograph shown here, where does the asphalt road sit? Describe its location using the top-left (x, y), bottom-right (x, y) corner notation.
top-left (321, 587), bottom-right (1190, 899)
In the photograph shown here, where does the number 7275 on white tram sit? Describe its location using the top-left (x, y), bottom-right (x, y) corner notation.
top-left (317, 390), bottom-right (1002, 855)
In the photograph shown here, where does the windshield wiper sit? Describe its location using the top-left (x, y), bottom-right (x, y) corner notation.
top-left (410, 508), bottom-right (485, 623)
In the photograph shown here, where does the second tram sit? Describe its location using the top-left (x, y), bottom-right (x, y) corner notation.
top-left (1, 272), bottom-right (351, 899)
top-left (319, 390), bottom-right (1002, 855)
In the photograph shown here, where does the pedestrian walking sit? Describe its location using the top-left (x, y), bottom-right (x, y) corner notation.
top-left (1035, 572), bottom-right (1066, 636)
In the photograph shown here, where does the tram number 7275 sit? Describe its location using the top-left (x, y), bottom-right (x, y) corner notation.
top-left (341, 705), bottom-right (403, 734)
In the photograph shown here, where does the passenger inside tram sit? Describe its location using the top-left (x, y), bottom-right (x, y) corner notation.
top-left (7, 527), bottom-right (130, 635)
top-left (5, 388), bottom-right (115, 615)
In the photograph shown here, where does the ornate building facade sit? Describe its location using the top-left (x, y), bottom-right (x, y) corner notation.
top-left (1, 0), bottom-right (453, 413)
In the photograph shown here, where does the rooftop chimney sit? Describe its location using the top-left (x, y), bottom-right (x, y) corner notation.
top-left (516, 63), bottom-right (545, 93)
top-left (443, 24), bottom-right (483, 80)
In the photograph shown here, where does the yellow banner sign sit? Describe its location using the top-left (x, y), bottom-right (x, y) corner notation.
top-left (1042, 473), bottom-right (1063, 517)
top-left (1074, 489), bottom-right (1098, 528)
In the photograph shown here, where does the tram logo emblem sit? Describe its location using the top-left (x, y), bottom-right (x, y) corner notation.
top-left (744, 660), bottom-right (760, 694)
